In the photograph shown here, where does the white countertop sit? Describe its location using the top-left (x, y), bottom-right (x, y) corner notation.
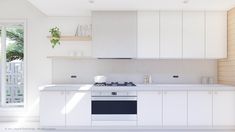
top-left (39, 84), bottom-right (235, 91)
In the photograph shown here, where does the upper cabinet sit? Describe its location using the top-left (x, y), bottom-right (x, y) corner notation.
top-left (183, 12), bottom-right (205, 58)
top-left (92, 11), bottom-right (137, 58)
top-left (92, 11), bottom-right (227, 59)
top-left (205, 12), bottom-right (227, 59)
top-left (137, 11), bottom-right (160, 58)
top-left (160, 11), bottom-right (183, 58)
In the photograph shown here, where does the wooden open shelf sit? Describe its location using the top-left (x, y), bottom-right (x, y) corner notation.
top-left (47, 36), bottom-right (92, 41)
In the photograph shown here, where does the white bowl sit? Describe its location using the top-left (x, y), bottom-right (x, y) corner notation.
top-left (94, 76), bottom-right (107, 83)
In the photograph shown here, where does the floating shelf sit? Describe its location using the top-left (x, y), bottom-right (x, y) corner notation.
top-left (47, 56), bottom-right (94, 59)
top-left (47, 36), bottom-right (92, 41)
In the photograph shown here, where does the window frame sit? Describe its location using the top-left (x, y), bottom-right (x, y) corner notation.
top-left (0, 19), bottom-right (27, 110)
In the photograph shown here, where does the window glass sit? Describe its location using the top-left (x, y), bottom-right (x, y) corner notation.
top-left (0, 23), bottom-right (24, 107)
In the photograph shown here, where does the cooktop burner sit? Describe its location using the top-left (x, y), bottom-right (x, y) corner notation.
top-left (94, 82), bottom-right (136, 86)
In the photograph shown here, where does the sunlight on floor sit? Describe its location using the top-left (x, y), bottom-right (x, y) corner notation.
top-left (10, 98), bottom-right (40, 128)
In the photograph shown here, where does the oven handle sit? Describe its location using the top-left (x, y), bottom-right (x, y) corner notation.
top-left (91, 97), bottom-right (137, 101)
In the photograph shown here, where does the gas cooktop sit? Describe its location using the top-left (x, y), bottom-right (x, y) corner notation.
top-left (94, 82), bottom-right (136, 86)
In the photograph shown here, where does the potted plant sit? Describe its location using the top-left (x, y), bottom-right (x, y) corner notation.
top-left (49, 27), bottom-right (61, 48)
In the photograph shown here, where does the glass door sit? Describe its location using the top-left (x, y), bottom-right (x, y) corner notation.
top-left (0, 23), bottom-right (24, 107)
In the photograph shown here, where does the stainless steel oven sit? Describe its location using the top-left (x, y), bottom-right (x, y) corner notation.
top-left (91, 91), bottom-right (137, 126)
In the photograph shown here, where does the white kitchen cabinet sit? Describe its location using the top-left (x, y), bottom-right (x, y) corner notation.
top-left (205, 11), bottom-right (227, 59)
top-left (183, 12), bottom-right (205, 58)
top-left (213, 91), bottom-right (235, 127)
top-left (138, 91), bottom-right (162, 126)
top-left (40, 91), bottom-right (66, 127)
top-left (188, 91), bottom-right (212, 127)
top-left (163, 91), bottom-right (187, 126)
top-left (160, 11), bottom-right (182, 58)
top-left (66, 91), bottom-right (91, 126)
top-left (137, 11), bottom-right (160, 58)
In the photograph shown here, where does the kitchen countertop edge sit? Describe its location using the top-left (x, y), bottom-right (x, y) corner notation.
top-left (39, 84), bottom-right (235, 91)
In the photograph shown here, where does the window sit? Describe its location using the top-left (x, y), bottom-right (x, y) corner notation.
top-left (0, 21), bottom-right (25, 107)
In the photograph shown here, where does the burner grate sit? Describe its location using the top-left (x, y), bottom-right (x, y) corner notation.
top-left (94, 82), bottom-right (136, 86)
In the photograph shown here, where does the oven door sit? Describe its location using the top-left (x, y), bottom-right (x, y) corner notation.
top-left (91, 96), bottom-right (137, 121)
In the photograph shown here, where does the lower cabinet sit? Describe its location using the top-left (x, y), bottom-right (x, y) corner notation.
top-left (66, 91), bottom-right (91, 126)
top-left (163, 91), bottom-right (187, 126)
top-left (40, 91), bottom-right (66, 126)
top-left (188, 91), bottom-right (212, 126)
top-left (40, 90), bottom-right (91, 127)
top-left (40, 88), bottom-right (235, 128)
top-left (138, 89), bottom-right (235, 128)
top-left (137, 91), bottom-right (162, 126)
top-left (213, 91), bottom-right (235, 127)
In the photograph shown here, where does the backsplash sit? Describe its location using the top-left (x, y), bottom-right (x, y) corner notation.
top-left (52, 59), bottom-right (217, 84)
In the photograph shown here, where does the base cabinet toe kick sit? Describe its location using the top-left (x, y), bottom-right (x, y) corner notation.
top-left (39, 86), bottom-right (235, 129)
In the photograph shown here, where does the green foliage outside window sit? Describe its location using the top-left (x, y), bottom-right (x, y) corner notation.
top-left (0, 28), bottom-right (24, 62)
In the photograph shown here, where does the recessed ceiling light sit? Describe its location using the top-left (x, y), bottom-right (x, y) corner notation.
top-left (182, 0), bottom-right (189, 4)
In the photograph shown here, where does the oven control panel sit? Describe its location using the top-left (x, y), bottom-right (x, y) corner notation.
top-left (92, 91), bottom-right (137, 96)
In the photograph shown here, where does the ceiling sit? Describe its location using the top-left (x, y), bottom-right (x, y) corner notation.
top-left (27, 0), bottom-right (235, 16)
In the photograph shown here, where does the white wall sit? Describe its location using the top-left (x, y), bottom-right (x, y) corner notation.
top-left (0, 0), bottom-right (50, 118)
top-left (0, 0), bottom-right (93, 120)
top-left (52, 59), bottom-right (217, 84)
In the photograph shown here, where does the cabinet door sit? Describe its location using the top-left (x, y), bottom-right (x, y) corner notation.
top-left (205, 12), bottom-right (227, 59)
top-left (188, 91), bottom-right (212, 126)
top-left (138, 91), bottom-right (162, 126)
top-left (183, 12), bottom-right (205, 58)
top-left (160, 11), bottom-right (182, 58)
top-left (213, 91), bottom-right (235, 126)
top-left (163, 91), bottom-right (187, 126)
top-left (40, 91), bottom-right (66, 126)
top-left (137, 11), bottom-right (160, 58)
top-left (66, 91), bottom-right (91, 126)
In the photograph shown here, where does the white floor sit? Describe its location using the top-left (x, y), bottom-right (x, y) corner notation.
top-left (0, 122), bottom-right (234, 132)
